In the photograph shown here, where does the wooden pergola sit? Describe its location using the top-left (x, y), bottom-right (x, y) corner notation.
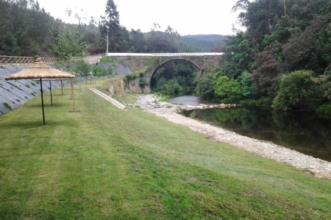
top-left (5, 59), bottom-right (75, 125)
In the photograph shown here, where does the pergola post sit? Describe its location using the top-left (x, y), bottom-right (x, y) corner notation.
top-left (70, 79), bottom-right (76, 112)
top-left (49, 80), bottom-right (53, 105)
top-left (61, 80), bottom-right (64, 96)
top-left (40, 78), bottom-right (46, 125)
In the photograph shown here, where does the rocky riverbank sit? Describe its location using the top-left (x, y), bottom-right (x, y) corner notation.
top-left (136, 95), bottom-right (331, 179)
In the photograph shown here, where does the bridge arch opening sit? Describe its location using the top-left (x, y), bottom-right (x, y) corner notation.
top-left (150, 59), bottom-right (201, 97)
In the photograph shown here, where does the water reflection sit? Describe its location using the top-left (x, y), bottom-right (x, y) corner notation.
top-left (183, 108), bottom-right (331, 161)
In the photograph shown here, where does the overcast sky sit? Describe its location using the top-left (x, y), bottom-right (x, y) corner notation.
top-left (37, 0), bottom-right (241, 35)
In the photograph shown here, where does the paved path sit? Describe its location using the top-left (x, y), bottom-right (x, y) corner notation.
top-left (90, 88), bottom-right (126, 110)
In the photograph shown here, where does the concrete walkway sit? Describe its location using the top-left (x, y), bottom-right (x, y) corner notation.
top-left (90, 88), bottom-right (126, 110)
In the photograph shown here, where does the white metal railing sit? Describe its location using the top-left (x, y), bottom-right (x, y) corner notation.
top-left (105, 52), bottom-right (223, 57)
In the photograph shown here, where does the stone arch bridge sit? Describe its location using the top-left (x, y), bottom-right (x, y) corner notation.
top-left (85, 53), bottom-right (223, 92)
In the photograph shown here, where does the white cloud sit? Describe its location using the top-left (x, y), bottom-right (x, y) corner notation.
top-left (37, 0), bottom-right (240, 35)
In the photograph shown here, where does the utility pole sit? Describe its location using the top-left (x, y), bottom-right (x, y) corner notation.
top-left (106, 27), bottom-right (109, 55)
top-left (283, 0), bottom-right (287, 17)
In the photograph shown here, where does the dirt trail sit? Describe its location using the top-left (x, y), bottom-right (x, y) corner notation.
top-left (136, 95), bottom-right (331, 180)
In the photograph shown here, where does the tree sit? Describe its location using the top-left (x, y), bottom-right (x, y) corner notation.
top-left (101, 0), bottom-right (125, 52)
top-left (144, 26), bottom-right (182, 52)
top-left (105, 0), bottom-right (119, 26)
top-left (239, 0), bottom-right (284, 46)
top-left (81, 21), bottom-right (106, 54)
top-left (223, 33), bottom-right (255, 78)
top-left (317, 22), bottom-right (331, 69)
top-left (252, 51), bottom-right (282, 96)
top-left (51, 28), bottom-right (86, 60)
top-left (240, 71), bottom-right (257, 99)
top-left (283, 16), bottom-right (329, 73)
top-left (130, 29), bottom-right (146, 52)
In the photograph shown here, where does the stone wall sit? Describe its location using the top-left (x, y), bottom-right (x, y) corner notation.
top-left (108, 78), bottom-right (126, 96)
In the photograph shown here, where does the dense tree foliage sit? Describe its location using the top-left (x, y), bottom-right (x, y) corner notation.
top-left (222, 33), bottom-right (255, 78)
top-left (0, 0), bottom-right (57, 55)
top-left (0, 0), bottom-right (105, 57)
top-left (0, 0), bottom-right (211, 58)
top-left (51, 27), bottom-right (86, 60)
top-left (195, 0), bottom-right (331, 116)
top-left (128, 26), bottom-right (199, 53)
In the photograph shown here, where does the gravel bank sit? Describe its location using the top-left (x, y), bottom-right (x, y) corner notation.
top-left (136, 95), bottom-right (331, 179)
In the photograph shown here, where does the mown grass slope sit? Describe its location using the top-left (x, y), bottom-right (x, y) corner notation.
top-left (0, 86), bottom-right (330, 219)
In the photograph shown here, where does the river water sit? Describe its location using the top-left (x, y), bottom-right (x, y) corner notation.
top-left (170, 96), bottom-right (203, 106)
top-left (179, 102), bottom-right (331, 162)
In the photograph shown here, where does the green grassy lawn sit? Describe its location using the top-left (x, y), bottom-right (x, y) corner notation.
top-left (0, 84), bottom-right (330, 219)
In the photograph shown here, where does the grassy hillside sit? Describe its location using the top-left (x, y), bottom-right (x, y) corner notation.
top-left (0, 83), bottom-right (330, 219)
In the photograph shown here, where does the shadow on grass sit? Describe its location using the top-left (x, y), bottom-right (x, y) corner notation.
top-left (0, 119), bottom-right (76, 130)
top-left (27, 103), bottom-right (67, 108)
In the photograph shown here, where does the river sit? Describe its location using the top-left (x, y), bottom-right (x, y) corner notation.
top-left (170, 96), bottom-right (331, 162)
top-left (170, 96), bottom-right (203, 106)
top-left (182, 107), bottom-right (331, 162)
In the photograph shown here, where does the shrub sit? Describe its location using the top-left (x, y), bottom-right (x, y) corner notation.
top-left (74, 60), bottom-right (91, 76)
top-left (123, 74), bottom-right (137, 89)
top-left (100, 57), bottom-right (116, 64)
top-left (215, 75), bottom-right (243, 103)
top-left (161, 80), bottom-right (183, 97)
top-left (272, 70), bottom-right (319, 111)
top-left (317, 103), bottom-right (331, 119)
top-left (138, 73), bottom-right (147, 93)
top-left (195, 72), bottom-right (218, 101)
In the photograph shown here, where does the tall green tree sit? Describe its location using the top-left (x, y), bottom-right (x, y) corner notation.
top-left (222, 33), bottom-right (255, 78)
top-left (101, 0), bottom-right (129, 52)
